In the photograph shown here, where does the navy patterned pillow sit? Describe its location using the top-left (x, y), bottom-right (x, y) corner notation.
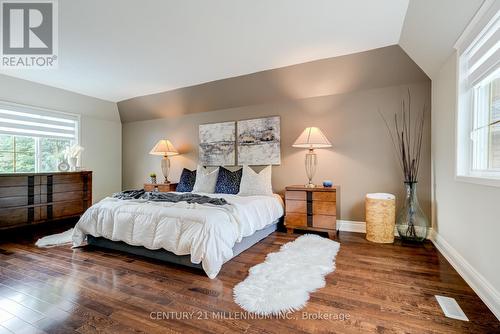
top-left (215, 167), bottom-right (243, 194)
top-left (176, 168), bottom-right (197, 192)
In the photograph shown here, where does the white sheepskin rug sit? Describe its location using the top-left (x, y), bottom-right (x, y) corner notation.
top-left (35, 228), bottom-right (74, 248)
top-left (233, 234), bottom-right (340, 315)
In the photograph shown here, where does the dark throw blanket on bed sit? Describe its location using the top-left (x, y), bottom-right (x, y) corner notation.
top-left (112, 189), bottom-right (228, 205)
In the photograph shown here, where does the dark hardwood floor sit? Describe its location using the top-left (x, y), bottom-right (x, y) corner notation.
top-left (0, 226), bottom-right (498, 333)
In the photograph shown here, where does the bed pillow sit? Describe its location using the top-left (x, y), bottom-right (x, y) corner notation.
top-left (176, 168), bottom-right (197, 192)
top-left (214, 167), bottom-right (243, 194)
top-left (192, 165), bottom-right (219, 193)
top-left (237, 165), bottom-right (273, 196)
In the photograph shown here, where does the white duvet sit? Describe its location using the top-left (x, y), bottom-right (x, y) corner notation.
top-left (73, 193), bottom-right (284, 278)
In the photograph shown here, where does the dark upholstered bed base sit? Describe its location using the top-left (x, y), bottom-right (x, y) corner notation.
top-left (86, 220), bottom-right (279, 270)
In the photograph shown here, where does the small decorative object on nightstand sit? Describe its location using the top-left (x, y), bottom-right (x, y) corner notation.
top-left (144, 183), bottom-right (178, 192)
top-left (285, 185), bottom-right (340, 239)
top-left (149, 173), bottom-right (157, 184)
top-left (323, 180), bottom-right (333, 187)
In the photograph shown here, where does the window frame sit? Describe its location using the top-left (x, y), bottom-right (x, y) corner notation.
top-left (455, 0), bottom-right (500, 187)
top-left (0, 100), bottom-right (81, 174)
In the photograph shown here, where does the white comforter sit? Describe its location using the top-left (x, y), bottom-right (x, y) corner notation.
top-left (73, 193), bottom-right (284, 278)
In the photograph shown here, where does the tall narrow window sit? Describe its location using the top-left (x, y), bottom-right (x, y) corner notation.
top-left (456, 1), bottom-right (500, 184)
top-left (471, 73), bottom-right (500, 171)
top-left (0, 102), bottom-right (79, 173)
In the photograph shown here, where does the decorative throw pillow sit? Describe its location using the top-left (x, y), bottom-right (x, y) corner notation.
top-left (192, 165), bottom-right (219, 193)
top-left (237, 165), bottom-right (273, 196)
top-left (215, 167), bottom-right (243, 194)
top-left (176, 168), bottom-right (197, 192)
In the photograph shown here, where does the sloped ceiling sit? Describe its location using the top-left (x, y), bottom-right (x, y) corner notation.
top-left (399, 0), bottom-right (485, 79)
top-left (118, 45), bottom-right (429, 122)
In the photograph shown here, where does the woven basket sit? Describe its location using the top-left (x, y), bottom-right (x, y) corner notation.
top-left (365, 193), bottom-right (396, 243)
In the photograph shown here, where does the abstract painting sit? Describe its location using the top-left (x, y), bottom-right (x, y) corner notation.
top-left (199, 121), bottom-right (236, 166)
top-left (237, 116), bottom-right (281, 165)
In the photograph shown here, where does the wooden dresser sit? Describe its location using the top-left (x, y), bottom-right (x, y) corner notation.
top-left (144, 183), bottom-right (178, 192)
top-left (0, 171), bottom-right (92, 230)
top-left (285, 185), bottom-right (340, 239)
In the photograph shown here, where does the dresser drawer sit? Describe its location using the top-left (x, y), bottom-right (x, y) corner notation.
top-left (0, 176), bottom-right (30, 187)
top-left (285, 199), bottom-right (307, 214)
top-left (39, 200), bottom-right (84, 220)
top-left (285, 190), bottom-right (306, 201)
top-left (312, 191), bottom-right (336, 202)
top-left (0, 195), bottom-right (42, 208)
top-left (40, 191), bottom-right (86, 203)
top-left (41, 174), bottom-right (83, 185)
top-left (0, 185), bottom-right (41, 198)
top-left (53, 200), bottom-right (84, 217)
top-left (285, 213), bottom-right (307, 227)
top-left (41, 182), bottom-right (85, 194)
top-left (0, 207), bottom-right (28, 226)
top-left (313, 215), bottom-right (336, 230)
top-left (313, 201), bottom-right (336, 216)
top-left (0, 207), bottom-right (42, 227)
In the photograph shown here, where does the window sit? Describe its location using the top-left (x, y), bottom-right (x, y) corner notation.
top-left (456, 1), bottom-right (500, 185)
top-left (471, 73), bottom-right (500, 171)
top-left (0, 102), bottom-right (79, 173)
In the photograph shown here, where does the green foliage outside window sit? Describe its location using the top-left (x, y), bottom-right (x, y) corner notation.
top-left (40, 138), bottom-right (72, 172)
top-left (0, 134), bottom-right (72, 173)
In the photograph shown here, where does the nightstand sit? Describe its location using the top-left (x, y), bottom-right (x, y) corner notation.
top-left (284, 185), bottom-right (340, 239)
top-left (144, 183), bottom-right (178, 192)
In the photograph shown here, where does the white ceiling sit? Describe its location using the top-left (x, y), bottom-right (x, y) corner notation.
top-left (0, 0), bottom-right (409, 102)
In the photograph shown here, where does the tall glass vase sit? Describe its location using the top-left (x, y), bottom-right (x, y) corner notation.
top-left (396, 182), bottom-right (429, 242)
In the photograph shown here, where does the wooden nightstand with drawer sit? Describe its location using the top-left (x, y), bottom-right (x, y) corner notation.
top-left (285, 185), bottom-right (339, 239)
top-left (144, 183), bottom-right (178, 192)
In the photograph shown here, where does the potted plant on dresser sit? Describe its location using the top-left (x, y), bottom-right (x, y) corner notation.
top-left (380, 90), bottom-right (429, 243)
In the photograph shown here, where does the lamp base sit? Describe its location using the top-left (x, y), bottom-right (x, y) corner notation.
top-left (305, 182), bottom-right (316, 188)
top-left (161, 156), bottom-right (170, 184)
top-left (305, 149), bottom-right (317, 188)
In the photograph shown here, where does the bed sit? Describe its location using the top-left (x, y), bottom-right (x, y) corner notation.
top-left (72, 192), bottom-right (284, 278)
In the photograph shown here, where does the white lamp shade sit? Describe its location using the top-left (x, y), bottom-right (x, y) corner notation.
top-left (292, 127), bottom-right (332, 149)
top-left (149, 139), bottom-right (179, 156)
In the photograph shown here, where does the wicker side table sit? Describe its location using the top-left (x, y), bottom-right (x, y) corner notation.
top-left (365, 193), bottom-right (396, 243)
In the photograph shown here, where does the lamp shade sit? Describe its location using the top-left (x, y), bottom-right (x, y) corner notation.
top-left (292, 127), bottom-right (332, 149)
top-left (149, 139), bottom-right (179, 156)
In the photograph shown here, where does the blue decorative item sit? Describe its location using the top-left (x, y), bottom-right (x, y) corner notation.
top-left (323, 180), bottom-right (333, 188)
top-left (215, 167), bottom-right (243, 194)
top-left (176, 168), bottom-right (197, 192)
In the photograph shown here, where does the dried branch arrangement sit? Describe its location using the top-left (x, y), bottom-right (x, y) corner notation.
top-left (379, 89), bottom-right (426, 183)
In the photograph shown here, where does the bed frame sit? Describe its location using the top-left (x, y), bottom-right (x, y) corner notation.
top-left (86, 219), bottom-right (280, 270)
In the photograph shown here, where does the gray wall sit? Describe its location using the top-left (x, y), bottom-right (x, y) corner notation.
top-left (0, 74), bottom-right (122, 202)
top-left (122, 82), bottom-right (431, 221)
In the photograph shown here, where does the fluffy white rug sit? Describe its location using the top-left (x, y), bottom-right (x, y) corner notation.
top-left (35, 228), bottom-right (74, 248)
top-left (233, 234), bottom-right (340, 315)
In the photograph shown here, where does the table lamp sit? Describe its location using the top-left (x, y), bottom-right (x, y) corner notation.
top-left (292, 127), bottom-right (332, 187)
top-left (149, 139), bottom-right (179, 183)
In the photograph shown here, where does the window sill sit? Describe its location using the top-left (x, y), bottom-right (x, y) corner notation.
top-left (455, 175), bottom-right (500, 188)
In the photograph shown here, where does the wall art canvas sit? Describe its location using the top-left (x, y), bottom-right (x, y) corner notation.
top-left (237, 116), bottom-right (281, 165)
top-left (199, 121), bottom-right (236, 166)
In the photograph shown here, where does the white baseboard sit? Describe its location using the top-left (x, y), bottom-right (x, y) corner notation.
top-left (337, 220), bottom-right (366, 233)
top-left (337, 220), bottom-right (433, 239)
top-left (430, 230), bottom-right (500, 320)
